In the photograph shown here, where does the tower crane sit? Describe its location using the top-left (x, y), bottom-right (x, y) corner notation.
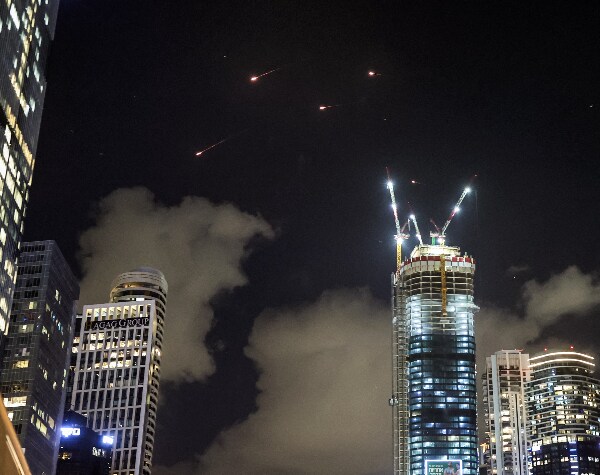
top-left (409, 214), bottom-right (424, 246)
top-left (440, 186), bottom-right (471, 240)
top-left (386, 168), bottom-right (409, 273)
top-left (429, 218), bottom-right (441, 245)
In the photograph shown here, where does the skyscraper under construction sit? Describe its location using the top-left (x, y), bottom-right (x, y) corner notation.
top-left (387, 177), bottom-right (478, 475)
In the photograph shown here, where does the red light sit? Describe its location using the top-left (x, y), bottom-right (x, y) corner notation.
top-left (570, 345), bottom-right (574, 350)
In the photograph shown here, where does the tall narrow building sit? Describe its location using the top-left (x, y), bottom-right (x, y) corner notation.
top-left (0, 0), bottom-right (60, 350)
top-left (482, 349), bottom-right (531, 475)
top-left (392, 243), bottom-right (478, 475)
top-left (0, 240), bottom-right (79, 475)
top-left (70, 268), bottom-right (167, 475)
top-left (526, 350), bottom-right (600, 475)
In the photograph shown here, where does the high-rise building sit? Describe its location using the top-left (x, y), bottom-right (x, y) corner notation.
top-left (70, 268), bottom-right (167, 475)
top-left (56, 411), bottom-right (112, 475)
top-left (0, 240), bottom-right (79, 475)
top-left (0, 0), bottom-right (60, 350)
top-left (482, 350), bottom-right (531, 475)
top-left (391, 243), bottom-right (478, 475)
top-left (526, 350), bottom-right (600, 475)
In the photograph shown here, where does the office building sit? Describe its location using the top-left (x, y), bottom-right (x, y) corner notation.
top-left (70, 268), bottom-right (167, 475)
top-left (392, 243), bottom-right (478, 475)
top-left (64, 314), bottom-right (81, 412)
top-left (56, 411), bottom-right (112, 475)
top-left (0, 240), bottom-right (78, 475)
top-left (526, 350), bottom-right (600, 475)
top-left (0, 0), bottom-right (60, 350)
top-left (482, 349), bottom-right (531, 475)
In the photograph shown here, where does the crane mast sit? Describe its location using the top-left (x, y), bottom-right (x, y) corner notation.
top-left (386, 168), bottom-right (409, 272)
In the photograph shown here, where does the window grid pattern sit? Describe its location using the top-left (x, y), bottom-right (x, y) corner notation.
top-left (526, 352), bottom-right (600, 475)
top-left (482, 350), bottom-right (531, 475)
top-left (0, 0), bottom-right (59, 347)
top-left (396, 246), bottom-right (478, 475)
top-left (71, 302), bottom-right (156, 475)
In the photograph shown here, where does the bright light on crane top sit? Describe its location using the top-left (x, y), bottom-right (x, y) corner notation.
top-left (454, 206), bottom-right (460, 213)
top-left (465, 187), bottom-right (471, 193)
top-left (409, 214), bottom-right (415, 220)
top-left (387, 181), bottom-right (393, 189)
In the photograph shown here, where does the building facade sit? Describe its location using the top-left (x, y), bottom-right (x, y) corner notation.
top-left (0, 240), bottom-right (79, 475)
top-left (56, 411), bottom-right (112, 475)
top-left (0, 0), bottom-right (60, 349)
top-left (482, 350), bottom-right (531, 475)
top-left (70, 268), bottom-right (167, 475)
top-left (392, 244), bottom-right (478, 475)
top-left (526, 350), bottom-right (600, 475)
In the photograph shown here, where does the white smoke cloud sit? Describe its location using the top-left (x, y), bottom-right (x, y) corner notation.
top-left (155, 288), bottom-right (392, 475)
top-left (477, 265), bottom-right (600, 360)
top-left (78, 187), bottom-right (274, 383)
top-left (153, 266), bottom-right (600, 474)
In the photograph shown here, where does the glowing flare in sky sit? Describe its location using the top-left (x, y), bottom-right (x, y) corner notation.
top-left (195, 138), bottom-right (229, 157)
top-left (249, 67), bottom-right (281, 82)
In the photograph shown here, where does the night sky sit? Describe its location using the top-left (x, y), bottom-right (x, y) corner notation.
top-left (24, 2), bottom-right (600, 473)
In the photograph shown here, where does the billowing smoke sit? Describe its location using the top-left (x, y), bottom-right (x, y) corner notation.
top-left (477, 265), bottom-right (600, 360)
top-left (154, 288), bottom-right (392, 475)
top-left (153, 266), bottom-right (600, 474)
top-left (78, 187), bottom-right (274, 383)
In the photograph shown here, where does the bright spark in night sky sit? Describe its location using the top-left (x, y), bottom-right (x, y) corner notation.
top-left (250, 67), bottom-right (281, 82)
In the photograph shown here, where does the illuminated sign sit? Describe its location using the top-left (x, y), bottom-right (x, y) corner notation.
top-left (60, 427), bottom-right (80, 437)
top-left (85, 316), bottom-right (150, 331)
top-left (425, 460), bottom-right (462, 475)
top-left (92, 447), bottom-right (106, 457)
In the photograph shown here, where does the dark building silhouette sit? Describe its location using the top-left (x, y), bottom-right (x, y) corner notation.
top-left (56, 411), bottom-right (112, 475)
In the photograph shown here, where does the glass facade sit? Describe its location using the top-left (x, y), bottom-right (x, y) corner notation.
top-left (0, 0), bottom-right (59, 348)
top-left (526, 351), bottom-right (600, 475)
top-left (394, 245), bottom-right (478, 475)
top-left (0, 240), bottom-right (79, 475)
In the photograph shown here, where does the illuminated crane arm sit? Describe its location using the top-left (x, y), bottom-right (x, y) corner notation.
top-left (409, 214), bottom-right (424, 246)
top-left (441, 187), bottom-right (471, 236)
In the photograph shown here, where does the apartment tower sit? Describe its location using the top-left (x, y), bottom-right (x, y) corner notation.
top-left (0, 0), bottom-right (60, 349)
top-left (392, 243), bottom-right (478, 475)
top-left (482, 349), bottom-right (531, 475)
top-left (70, 267), bottom-right (167, 475)
top-left (526, 350), bottom-right (600, 475)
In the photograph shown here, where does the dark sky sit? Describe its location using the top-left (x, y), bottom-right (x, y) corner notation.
top-left (25, 1), bottom-right (599, 472)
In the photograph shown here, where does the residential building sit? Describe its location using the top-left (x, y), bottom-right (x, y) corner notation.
top-left (0, 240), bottom-right (79, 475)
top-left (526, 350), bottom-right (600, 475)
top-left (0, 0), bottom-right (60, 349)
top-left (482, 349), bottom-right (531, 475)
top-left (70, 268), bottom-right (167, 475)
